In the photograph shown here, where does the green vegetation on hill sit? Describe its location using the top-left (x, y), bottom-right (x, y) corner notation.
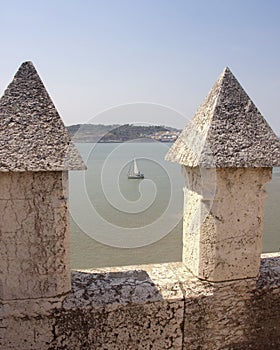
top-left (67, 124), bottom-right (181, 143)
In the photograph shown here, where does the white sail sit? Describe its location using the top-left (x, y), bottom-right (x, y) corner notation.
top-left (128, 159), bottom-right (144, 179)
top-left (133, 159), bottom-right (139, 174)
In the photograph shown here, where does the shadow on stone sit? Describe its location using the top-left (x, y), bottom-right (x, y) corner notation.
top-left (68, 269), bottom-right (164, 307)
top-left (49, 268), bottom-right (181, 349)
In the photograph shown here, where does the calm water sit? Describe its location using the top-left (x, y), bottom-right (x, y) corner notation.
top-left (70, 143), bottom-right (280, 269)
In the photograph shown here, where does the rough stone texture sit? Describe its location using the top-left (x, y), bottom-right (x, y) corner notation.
top-left (182, 272), bottom-right (257, 350)
top-left (181, 254), bottom-right (280, 350)
top-left (182, 166), bottom-right (272, 281)
top-left (2, 64), bottom-right (280, 349)
top-left (2, 257), bottom-right (280, 349)
top-left (1, 263), bottom-right (185, 350)
top-left (166, 67), bottom-right (280, 168)
top-left (0, 171), bottom-right (71, 301)
top-left (53, 264), bottom-right (185, 350)
top-left (0, 61), bottom-right (86, 171)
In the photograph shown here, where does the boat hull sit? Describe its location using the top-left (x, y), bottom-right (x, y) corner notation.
top-left (128, 175), bottom-right (144, 179)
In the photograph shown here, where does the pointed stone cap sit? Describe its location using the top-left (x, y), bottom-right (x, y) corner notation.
top-left (166, 67), bottom-right (280, 167)
top-left (0, 61), bottom-right (86, 171)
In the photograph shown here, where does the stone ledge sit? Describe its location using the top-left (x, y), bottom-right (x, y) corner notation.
top-left (258, 252), bottom-right (280, 288)
top-left (66, 253), bottom-right (280, 309)
top-left (66, 263), bottom-right (185, 310)
top-left (2, 256), bottom-right (280, 349)
top-left (2, 255), bottom-right (280, 316)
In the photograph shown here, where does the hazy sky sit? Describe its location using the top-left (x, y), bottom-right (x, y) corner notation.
top-left (0, 0), bottom-right (280, 132)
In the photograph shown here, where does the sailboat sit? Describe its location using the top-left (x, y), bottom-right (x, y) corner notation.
top-left (128, 159), bottom-right (144, 179)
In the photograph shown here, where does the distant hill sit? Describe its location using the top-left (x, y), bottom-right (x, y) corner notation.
top-left (66, 124), bottom-right (182, 143)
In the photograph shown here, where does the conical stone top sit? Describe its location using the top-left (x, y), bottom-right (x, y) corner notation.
top-left (166, 67), bottom-right (280, 167)
top-left (0, 61), bottom-right (86, 171)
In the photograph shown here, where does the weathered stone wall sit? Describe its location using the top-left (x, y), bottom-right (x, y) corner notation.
top-left (0, 171), bottom-right (70, 301)
top-left (1, 255), bottom-right (280, 350)
top-left (183, 167), bottom-right (272, 282)
top-left (1, 63), bottom-right (280, 349)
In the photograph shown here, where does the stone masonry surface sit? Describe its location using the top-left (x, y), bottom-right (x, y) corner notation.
top-left (182, 166), bottom-right (272, 281)
top-left (0, 61), bottom-right (85, 171)
top-left (0, 171), bottom-right (71, 301)
top-left (1, 62), bottom-right (280, 350)
top-left (166, 67), bottom-right (280, 167)
top-left (2, 256), bottom-right (280, 349)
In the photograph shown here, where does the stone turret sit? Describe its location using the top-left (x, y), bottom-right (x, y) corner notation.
top-left (2, 64), bottom-right (280, 350)
top-left (0, 62), bottom-right (85, 302)
top-left (166, 67), bottom-right (280, 282)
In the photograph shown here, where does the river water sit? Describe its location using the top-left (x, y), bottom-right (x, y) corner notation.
top-left (69, 143), bottom-right (280, 269)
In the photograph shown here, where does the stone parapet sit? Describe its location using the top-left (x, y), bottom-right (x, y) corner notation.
top-left (166, 67), bottom-right (280, 283)
top-left (2, 255), bottom-right (280, 349)
top-left (1, 62), bottom-right (280, 349)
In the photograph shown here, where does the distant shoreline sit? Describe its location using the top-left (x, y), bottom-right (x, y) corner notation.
top-left (67, 123), bottom-right (181, 143)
